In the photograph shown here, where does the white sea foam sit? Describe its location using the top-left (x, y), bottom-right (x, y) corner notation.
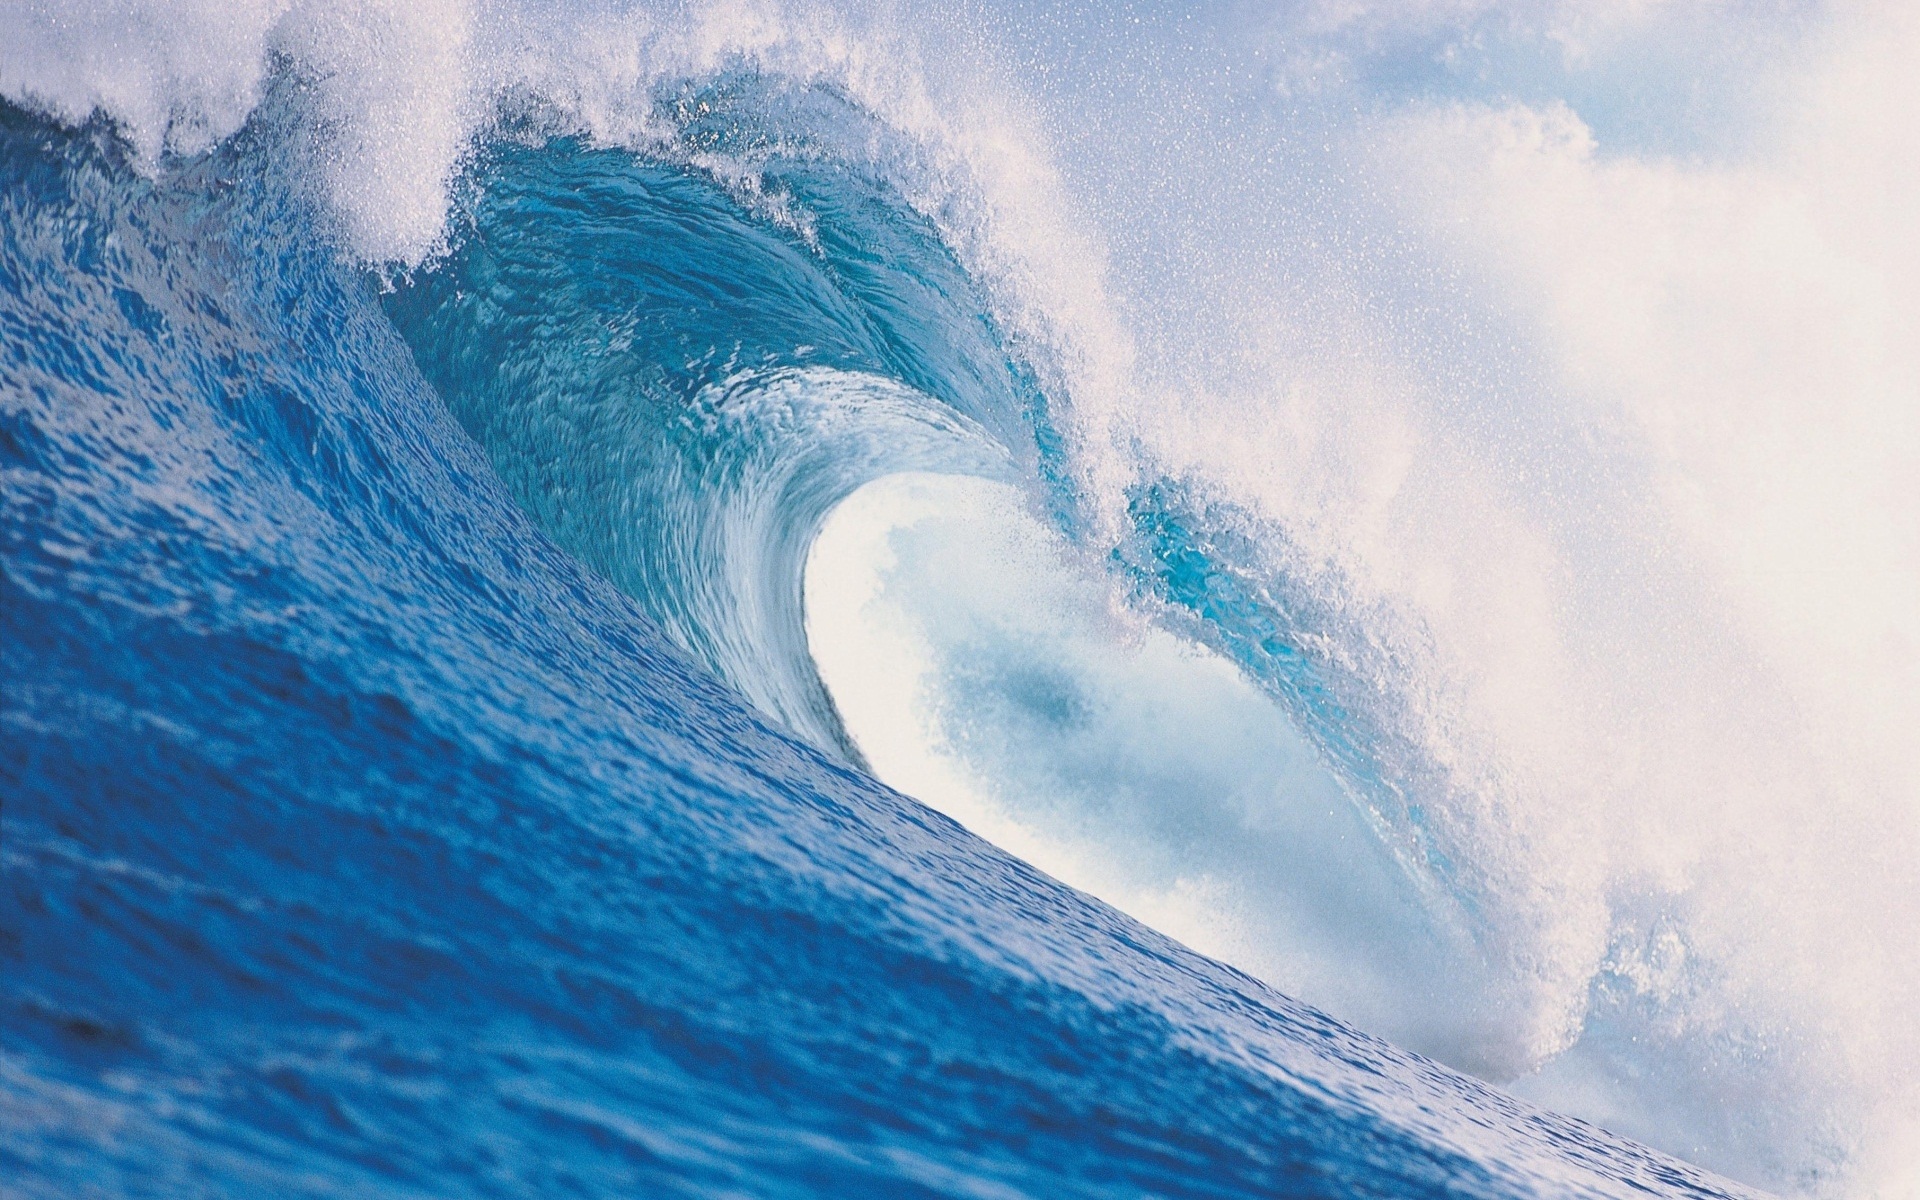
top-left (807, 3), bottom-right (1920, 1192)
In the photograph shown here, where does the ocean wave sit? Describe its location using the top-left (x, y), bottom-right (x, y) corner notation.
top-left (5, 2), bottom-right (1919, 1196)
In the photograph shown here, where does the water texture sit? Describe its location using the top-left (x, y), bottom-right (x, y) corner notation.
top-left (4, 2), bottom-right (1916, 1197)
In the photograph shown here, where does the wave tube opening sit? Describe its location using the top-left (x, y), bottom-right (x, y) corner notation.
top-left (805, 472), bottom-right (1486, 1053)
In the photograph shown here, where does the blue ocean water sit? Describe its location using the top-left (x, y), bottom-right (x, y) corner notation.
top-left (0, 66), bottom-right (1761, 1200)
top-left (13, 1), bottom-right (1920, 1194)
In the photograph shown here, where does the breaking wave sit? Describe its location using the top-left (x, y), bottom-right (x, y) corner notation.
top-left (4, 3), bottom-right (1918, 1196)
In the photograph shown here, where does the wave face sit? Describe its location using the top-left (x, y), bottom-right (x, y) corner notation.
top-left (3, 2), bottom-right (1917, 1198)
top-left (380, 110), bottom-right (1031, 758)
